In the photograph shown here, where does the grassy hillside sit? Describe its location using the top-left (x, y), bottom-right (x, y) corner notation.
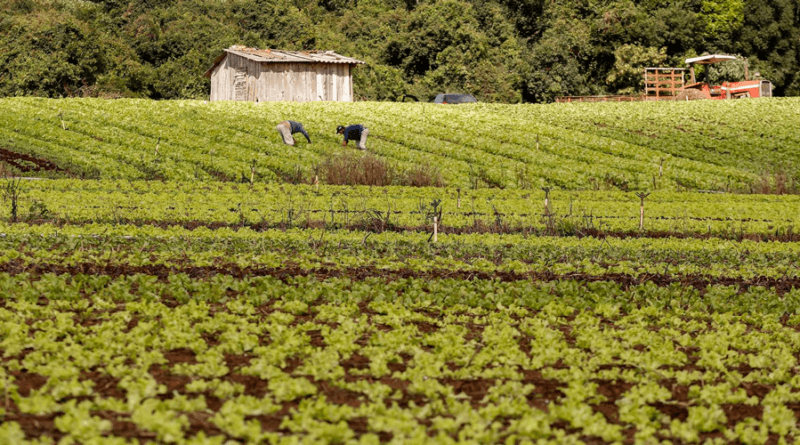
top-left (1, 97), bottom-right (799, 192)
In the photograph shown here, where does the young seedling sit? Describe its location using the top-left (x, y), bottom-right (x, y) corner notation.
top-left (2, 177), bottom-right (23, 223)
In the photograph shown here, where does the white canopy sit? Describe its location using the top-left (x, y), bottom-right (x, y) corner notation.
top-left (685, 54), bottom-right (737, 65)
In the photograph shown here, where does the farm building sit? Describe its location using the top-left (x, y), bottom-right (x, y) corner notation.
top-left (203, 46), bottom-right (365, 102)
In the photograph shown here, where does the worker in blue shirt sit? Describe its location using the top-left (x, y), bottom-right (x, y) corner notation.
top-left (336, 124), bottom-right (369, 150)
top-left (276, 120), bottom-right (311, 146)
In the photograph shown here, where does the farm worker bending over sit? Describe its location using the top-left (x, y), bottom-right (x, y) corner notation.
top-left (276, 121), bottom-right (311, 146)
top-left (336, 124), bottom-right (369, 150)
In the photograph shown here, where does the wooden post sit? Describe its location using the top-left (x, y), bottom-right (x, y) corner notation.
top-left (636, 192), bottom-right (650, 231)
top-left (314, 175), bottom-right (319, 192)
top-left (659, 158), bottom-right (664, 177)
top-left (457, 188), bottom-right (461, 208)
top-left (656, 69), bottom-right (661, 99)
top-left (249, 159), bottom-right (257, 185)
top-left (639, 199), bottom-right (644, 230)
top-left (433, 216), bottom-right (438, 243)
top-left (541, 187), bottom-right (552, 215)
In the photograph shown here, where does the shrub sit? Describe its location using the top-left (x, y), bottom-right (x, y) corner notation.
top-left (317, 151), bottom-right (445, 187)
top-left (318, 151), bottom-right (394, 186)
top-left (403, 164), bottom-right (445, 187)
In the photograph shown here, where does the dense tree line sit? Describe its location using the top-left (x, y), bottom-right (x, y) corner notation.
top-left (1, 0), bottom-right (798, 102)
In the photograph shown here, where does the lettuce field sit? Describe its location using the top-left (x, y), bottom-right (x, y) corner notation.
top-left (1, 98), bottom-right (800, 444)
top-left (2, 97), bottom-right (800, 191)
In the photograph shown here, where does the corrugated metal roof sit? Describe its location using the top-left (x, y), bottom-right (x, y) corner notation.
top-left (204, 46), bottom-right (365, 77)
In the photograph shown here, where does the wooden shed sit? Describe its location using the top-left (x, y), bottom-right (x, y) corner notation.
top-left (203, 46), bottom-right (365, 102)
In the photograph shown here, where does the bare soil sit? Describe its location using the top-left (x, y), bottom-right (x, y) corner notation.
top-left (0, 147), bottom-right (66, 173)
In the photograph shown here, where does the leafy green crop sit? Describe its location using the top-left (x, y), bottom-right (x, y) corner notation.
top-left (2, 273), bottom-right (800, 443)
top-left (3, 97), bottom-right (800, 191)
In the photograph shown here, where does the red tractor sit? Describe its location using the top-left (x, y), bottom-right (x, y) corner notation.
top-left (557, 54), bottom-right (773, 103)
top-left (678, 54), bottom-right (772, 100)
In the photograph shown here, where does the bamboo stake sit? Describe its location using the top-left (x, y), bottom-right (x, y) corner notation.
top-left (433, 216), bottom-right (438, 243)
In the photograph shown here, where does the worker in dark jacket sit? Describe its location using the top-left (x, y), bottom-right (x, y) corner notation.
top-left (336, 124), bottom-right (369, 150)
top-left (276, 120), bottom-right (311, 146)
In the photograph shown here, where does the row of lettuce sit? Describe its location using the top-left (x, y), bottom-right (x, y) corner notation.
top-left (3, 179), bottom-right (800, 237)
top-left (3, 97), bottom-right (799, 190)
top-left (3, 221), bottom-right (800, 287)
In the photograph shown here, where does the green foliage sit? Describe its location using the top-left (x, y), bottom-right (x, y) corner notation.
top-left (705, 56), bottom-right (747, 84)
top-left (352, 62), bottom-right (408, 101)
top-left (0, 0), bottom-right (797, 101)
top-left (522, 12), bottom-right (598, 102)
top-left (0, 10), bottom-right (117, 97)
top-left (229, 0), bottom-right (315, 48)
top-left (700, 0), bottom-right (745, 40)
top-left (606, 45), bottom-right (668, 94)
top-left (733, 0), bottom-right (800, 96)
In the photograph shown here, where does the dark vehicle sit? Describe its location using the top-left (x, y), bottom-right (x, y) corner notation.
top-left (433, 93), bottom-right (477, 104)
top-left (398, 94), bottom-right (419, 102)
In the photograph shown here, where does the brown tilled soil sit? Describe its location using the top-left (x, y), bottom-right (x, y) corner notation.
top-left (0, 147), bottom-right (66, 173)
top-left (2, 259), bottom-right (799, 295)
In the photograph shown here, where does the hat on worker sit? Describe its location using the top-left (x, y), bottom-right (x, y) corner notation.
top-left (336, 125), bottom-right (345, 133)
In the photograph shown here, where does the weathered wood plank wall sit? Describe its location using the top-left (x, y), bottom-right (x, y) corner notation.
top-left (210, 54), bottom-right (354, 102)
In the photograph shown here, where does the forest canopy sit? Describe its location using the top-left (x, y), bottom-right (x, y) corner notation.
top-left (1, 0), bottom-right (798, 102)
